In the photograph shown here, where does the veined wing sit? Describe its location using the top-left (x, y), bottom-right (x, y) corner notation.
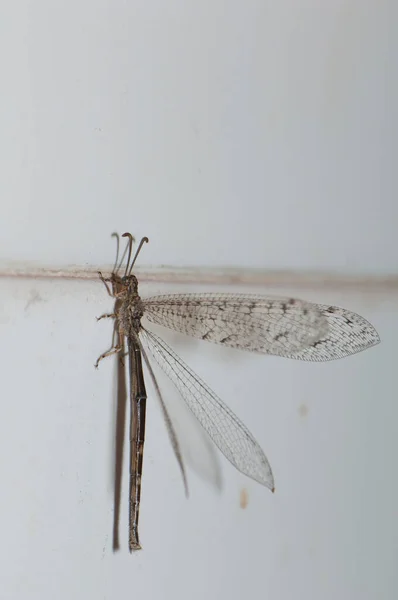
top-left (140, 327), bottom-right (274, 490)
top-left (142, 293), bottom-right (328, 357)
top-left (142, 293), bottom-right (380, 360)
top-left (283, 304), bottom-right (380, 361)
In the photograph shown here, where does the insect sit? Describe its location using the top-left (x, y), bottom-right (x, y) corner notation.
top-left (96, 233), bottom-right (380, 551)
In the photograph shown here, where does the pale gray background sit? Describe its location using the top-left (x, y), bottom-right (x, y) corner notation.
top-left (0, 2), bottom-right (396, 599)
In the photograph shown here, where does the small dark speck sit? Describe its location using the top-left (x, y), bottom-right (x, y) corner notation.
top-left (311, 340), bottom-right (324, 348)
top-left (298, 404), bottom-right (309, 418)
top-left (274, 333), bottom-right (285, 342)
top-left (240, 488), bottom-right (249, 509)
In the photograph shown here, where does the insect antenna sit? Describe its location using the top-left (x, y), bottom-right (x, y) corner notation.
top-left (110, 232), bottom-right (135, 276)
top-left (122, 233), bottom-right (149, 276)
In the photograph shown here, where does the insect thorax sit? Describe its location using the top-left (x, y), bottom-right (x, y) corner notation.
top-left (115, 274), bottom-right (145, 336)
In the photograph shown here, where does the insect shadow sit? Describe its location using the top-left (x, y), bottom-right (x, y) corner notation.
top-left (99, 233), bottom-right (128, 552)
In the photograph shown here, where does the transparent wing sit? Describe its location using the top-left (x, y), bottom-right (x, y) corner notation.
top-left (142, 293), bottom-right (379, 360)
top-left (285, 304), bottom-right (380, 361)
top-left (142, 293), bottom-right (328, 357)
top-left (140, 327), bottom-right (274, 490)
top-left (136, 336), bottom-right (189, 495)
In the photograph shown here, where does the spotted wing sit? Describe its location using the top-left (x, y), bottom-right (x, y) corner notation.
top-left (142, 293), bottom-right (328, 357)
top-left (142, 293), bottom-right (379, 360)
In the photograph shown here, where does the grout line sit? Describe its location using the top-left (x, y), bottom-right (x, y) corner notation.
top-left (0, 264), bottom-right (397, 291)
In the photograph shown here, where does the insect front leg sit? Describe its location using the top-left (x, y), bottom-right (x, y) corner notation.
top-left (98, 271), bottom-right (114, 297)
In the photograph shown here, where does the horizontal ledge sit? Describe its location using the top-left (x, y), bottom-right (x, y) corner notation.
top-left (0, 263), bottom-right (397, 291)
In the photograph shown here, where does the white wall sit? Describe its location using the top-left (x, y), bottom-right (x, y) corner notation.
top-left (0, 2), bottom-right (396, 599)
